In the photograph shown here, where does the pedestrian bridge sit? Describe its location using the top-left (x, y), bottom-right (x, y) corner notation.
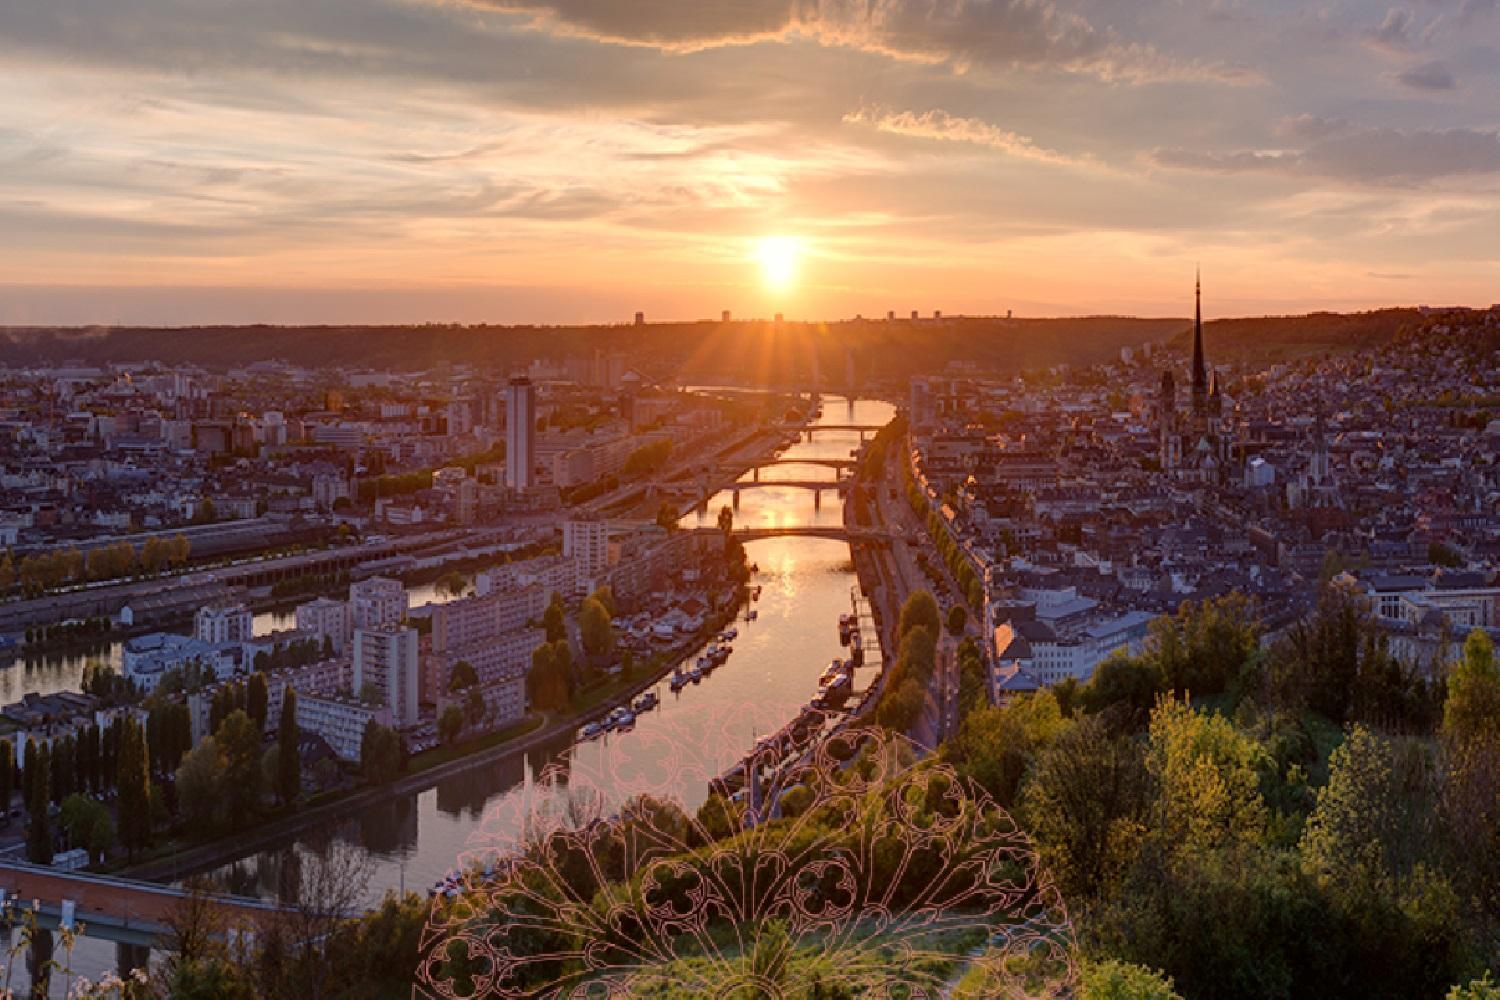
top-left (692, 526), bottom-right (893, 544)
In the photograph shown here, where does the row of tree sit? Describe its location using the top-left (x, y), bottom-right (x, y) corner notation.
top-left (0, 535), bottom-right (191, 597)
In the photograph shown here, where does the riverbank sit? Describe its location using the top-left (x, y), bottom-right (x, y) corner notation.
top-left (119, 576), bottom-right (751, 885)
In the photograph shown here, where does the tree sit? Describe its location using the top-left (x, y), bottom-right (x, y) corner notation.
top-left (0, 740), bottom-right (12, 823)
top-left (945, 604), bottom-right (967, 636)
top-left (527, 643), bottom-right (566, 712)
top-left (217, 710), bottom-right (264, 827)
top-left (898, 590), bottom-right (941, 640)
top-left (176, 737), bottom-right (225, 835)
top-left (26, 743), bottom-right (51, 864)
top-left (247, 672), bottom-right (269, 732)
top-left (579, 597), bottom-right (615, 661)
top-left (589, 585), bottom-right (617, 619)
top-left (1449, 975), bottom-right (1500, 1000)
top-left (1020, 717), bottom-right (1151, 901)
top-left (360, 722), bottom-right (405, 785)
top-left (447, 661), bottom-right (478, 694)
top-left (655, 500), bottom-right (679, 532)
top-left (717, 504), bottom-right (734, 536)
top-left (1149, 592), bottom-right (1261, 697)
top-left (117, 717), bottom-right (152, 857)
top-left (438, 705), bottom-right (464, 745)
top-left (1445, 628), bottom-right (1500, 741)
top-left (875, 677), bottom-right (925, 733)
top-left (542, 594), bottom-right (566, 644)
top-left (59, 794), bottom-right (113, 862)
top-left (1145, 697), bottom-right (1267, 854)
top-left (1081, 960), bottom-right (1183, 1000)
top-left (278, 688), bottom-right (301, 806)
top-left (464, 686), bottom-right (487, 728)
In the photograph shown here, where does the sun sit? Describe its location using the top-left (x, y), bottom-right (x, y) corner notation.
top-left (756, 236), bottom-right (802, 293)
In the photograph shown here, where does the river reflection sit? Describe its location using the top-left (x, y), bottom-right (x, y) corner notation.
top-left (179, 397), bottom-right (893, 911)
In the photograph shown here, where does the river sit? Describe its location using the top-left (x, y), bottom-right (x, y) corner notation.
top-left (53, 395), bottom-right (893, 991)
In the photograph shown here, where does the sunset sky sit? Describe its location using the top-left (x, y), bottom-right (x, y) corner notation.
top-left (1, 0), bottom-right (1498, 325)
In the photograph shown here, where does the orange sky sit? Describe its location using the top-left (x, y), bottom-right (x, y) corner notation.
top-left (1, 0), bottom-right (1497, 324)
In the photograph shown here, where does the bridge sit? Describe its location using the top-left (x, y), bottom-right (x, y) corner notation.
top-left (0, 861), bottom-right (286, 985)
top-left (773, 423), bottom-right (881, 442)
top-left (731, 457), bottom-right (857, 480)
top-left (692, 526), bottom-right (893, 544)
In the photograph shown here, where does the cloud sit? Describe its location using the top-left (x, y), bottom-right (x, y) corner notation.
top-left (842, 106), bottom-right (1089, 166)
top-left (462, 0), bottom-right (1259, 83)
top-left (1365, 7), bottom-right (1419, 51)
top-left (1396, 59), bottom-right (1457, 89)
top-left (1153, 121), bottom-right (1500, 183)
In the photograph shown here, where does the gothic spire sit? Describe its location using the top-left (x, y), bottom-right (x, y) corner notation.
top-left (1191, 267), bottom-right (1208, 411)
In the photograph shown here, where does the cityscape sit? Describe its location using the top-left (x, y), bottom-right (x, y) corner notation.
top-left (2, 0), bottom-right (1500, 997)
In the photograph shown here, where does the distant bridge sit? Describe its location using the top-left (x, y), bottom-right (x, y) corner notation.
top-left (730, 457), bottom-right (857, 479)
top-left (691, 526), bottom-right (893, 544)
top-left (774, 423), bottom-right (881, 440)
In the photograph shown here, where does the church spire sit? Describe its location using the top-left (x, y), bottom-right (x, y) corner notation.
top-left (1191, 267), bottom-right (1208, 412)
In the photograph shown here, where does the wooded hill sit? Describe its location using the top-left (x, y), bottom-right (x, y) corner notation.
top-left (0, 308), bottom-right (1422, 380)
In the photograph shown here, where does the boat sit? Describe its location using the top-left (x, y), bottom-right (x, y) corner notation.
top-left (633, 691), bottom-right (659, 713)
top-left (689, 666), bottom-right (704, 683)
top-left (607, 707), bottom-right (636, 729)
top-left (669, 671), bottom-right (689, 691)
top-left (746, 609), bottom-right (759, 621)
top-left (819, 659), bottom-right (846, 687)
top-left (580, 722), bottom-right (604, 739)
top-left (722, 627), bottom-right (738, 640)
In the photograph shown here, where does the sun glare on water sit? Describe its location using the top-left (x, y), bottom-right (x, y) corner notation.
top-left (756, 236), bottom-right (802, 293)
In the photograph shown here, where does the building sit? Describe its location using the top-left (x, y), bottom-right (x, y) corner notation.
top-left (506, 376), bottom-right (537, 491)
top-left (194, 601), bottom-right (253, 645)
top-left (349, 576), bottom-right (407, 633)
top-left (353, 625), bottom-right (421, 728)
top-left (564, 518), bottom-right (611, 584)
top-left (297, 692), bottom-right (391, 762)
top-left (295, 596), bottom-right (349, 653)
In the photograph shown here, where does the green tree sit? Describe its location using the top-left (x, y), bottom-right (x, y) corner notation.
top-left (579, 597), bottom-right (615, 661)
top-left (1150, 592), bottom-right (1260, 697)
top-left (0, 740), bottom-right (12, 822)
top-left (176, 736), bottom-right (225, 835)
top-left (448, 660), bottom-right (478, 694)
top-left (278, 688), bottom-right (301, 806)
top-left (542, 594), bottom-right (566, 644)
top-left (59, 793), bottom-right (113, 862)
top-left (117, 717), bottom-right (152, 857)
top-left (1145, 697), bottom-right (1267, 854)
top-left (438, 705), bottom-right (464, 745)
top-left (361, 722), bottom-right (405, 785)
top-left (945, 603), bottom-right (968, 636)
top-left (1080, 960), bottom-right (1183, 1000)
top-left (1020, 716), bottom-right (1151, 900)
top-left (1445, 629), bottom-right (1500, 741)
top-left (1449, 975), bottom-right (1500, 1000)
top-left (247, 671), bottom-right (269, 731)
top-left (26, 742), bottom-right (51, 864)
top-left (217, 710), bottom-right (264, 827)
top-left (898, 590), bottom-right (941, 640)
top-left (464, 686), bottom-right (486, 728)
top-left (589, 585), bottom-right (617, 618)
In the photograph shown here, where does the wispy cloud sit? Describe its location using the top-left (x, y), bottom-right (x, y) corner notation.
top-left (842, 106), bottom-right (1092, 168)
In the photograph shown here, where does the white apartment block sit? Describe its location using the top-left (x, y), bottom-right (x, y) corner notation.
top-left (349, 576), bottom-right (408, 634)
top-left (564, 518), bottom-right (612, 584)
top-left (297, 692), bottom-right (391, 762)
top-left (194, 601), bottom-right (253, 645)
top-left (295, 596), bottom-right (349, 653)
top-left (354, 624), bottom-right (421, 728)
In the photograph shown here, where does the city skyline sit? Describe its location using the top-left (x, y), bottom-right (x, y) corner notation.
top-left (3, 0), bottom-right (1500, 326)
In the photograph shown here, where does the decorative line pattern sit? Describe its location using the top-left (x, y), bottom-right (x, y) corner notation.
top-left (416, 716), bottom-right (1076, 998)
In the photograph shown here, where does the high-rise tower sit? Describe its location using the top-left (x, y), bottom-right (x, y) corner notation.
top-left (1191, 269), bottom-right (1208, 415)
top-left (506, 376), bottom-right (536, 491)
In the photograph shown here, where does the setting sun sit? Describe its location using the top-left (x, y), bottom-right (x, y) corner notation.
top-left (756, 236), bottom-right (802, 293)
